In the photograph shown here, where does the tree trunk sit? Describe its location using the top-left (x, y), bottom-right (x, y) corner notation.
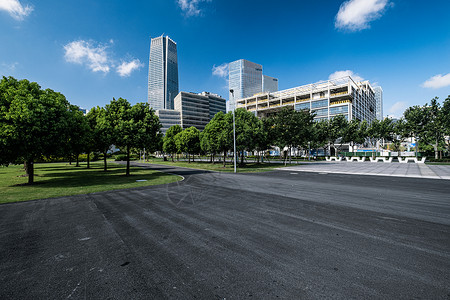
top-left (27, 159), bottom-right (34, 185)
top-left (126, 146), bottom-right (130, 176)
top-left (435, 139), bottom-right (439, 160)
top-left (188, 153), bottom-right (190, 163)
top-left (87, 152), bottom-right (90, 169)
top-left (103, 151), bottom-right (108, 171)
top-left (240, 151), bottom-right (244, 166)
top-left (223, 150), bottom-right (226, 167)
top-left (76, 154), bottom-right (80, 167)
top-left (172, 153), bottom-right (174, 162)
top-left (192, 154), bottom-right (194, 162)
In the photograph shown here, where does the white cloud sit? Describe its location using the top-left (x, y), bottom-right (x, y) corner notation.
top-left (421, 73), bottom-right (450, 89)
top-left (1, 62), bottom-right (18, 73)
top-left (177, 0), bottom-right (211, 17)
top-left (212, 63), bottom-right (228, 78)
top-left (0, 0), bottom-right (33, 20)
top-left (116, 59), bottom-right (144, 77)
top-left (335, 0), bottom-right (390, 31)
top-left (329, 70), bottom-right (363, 82)
top-left (387, 101), bottom-right (407, 118)
top-left (64, 40), bottom-right (111, 73)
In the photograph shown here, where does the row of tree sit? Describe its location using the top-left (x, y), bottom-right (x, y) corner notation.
top-left (2, 76), bottom-right (449, 183)
top-left (0, 76), bottom-right (162, 184)
top-left (162, 95), bottom-right (450, 163)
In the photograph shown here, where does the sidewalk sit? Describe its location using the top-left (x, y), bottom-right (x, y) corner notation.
top-left (279, 162), bottom-right (450, 180)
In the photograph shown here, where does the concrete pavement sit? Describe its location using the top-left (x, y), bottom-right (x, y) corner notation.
top-left (280, 161), bottom-right (450, 180)
top-left (1, 164), bottom-right (449, 299)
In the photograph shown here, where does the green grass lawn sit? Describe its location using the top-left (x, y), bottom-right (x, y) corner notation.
top-left (142, 157), bottom-right (295, 172)
top-left (0, 162), bottom-right (181, 204)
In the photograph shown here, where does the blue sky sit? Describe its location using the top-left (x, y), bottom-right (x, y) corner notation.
top-left (1, 0), bottom-right (449, 118)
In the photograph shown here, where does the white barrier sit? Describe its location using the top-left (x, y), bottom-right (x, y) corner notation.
top-left (326, 156), bottom-right (342, 162)
top-left (398, 157), bottom-right (426, 164)
top-left (345, 156), bottom-right (366, 162)
top-left (369, 157), bottom-right (393, 163)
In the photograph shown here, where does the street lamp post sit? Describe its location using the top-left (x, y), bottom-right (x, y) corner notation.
top-left (230, 89), bottom-right (237, 173)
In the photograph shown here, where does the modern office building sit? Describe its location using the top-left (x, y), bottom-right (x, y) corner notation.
top-left (236, 76), bottom-right (376, 123)
top-left (148, 35), bottom-right (179, 111)
top-left (199, 92), bottom-right (227, 120)
top-left (156, 91), bottom-right (226, 133)
top-left (374, 86), bottom-right (383, 120)
top-left (228, 59), bottom-right (278, 111)
top-left (263, 75), bottom-right (278, 93)
top-left (155, 109), bottom-right (181, 135)
top-left (174, 92), bottom-right (226, 131)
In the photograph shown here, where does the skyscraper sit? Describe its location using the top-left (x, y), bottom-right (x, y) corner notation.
top-left (228, 59), bottom-right (263, 102)
top-left (263, 75), bottom-right (278, 93)
top-left (374, 86), bottom-right (383, 120)
top-left (228, 59), bottom-right (278, 111)
top-left (148, 35), bottom-right (178, 110)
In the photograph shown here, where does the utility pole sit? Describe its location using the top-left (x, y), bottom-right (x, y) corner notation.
top-left (230, 89), bottom-right (237, 173)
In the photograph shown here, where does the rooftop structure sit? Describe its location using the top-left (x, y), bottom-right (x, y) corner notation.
top-left (236, 76), bottom-right (376, 123)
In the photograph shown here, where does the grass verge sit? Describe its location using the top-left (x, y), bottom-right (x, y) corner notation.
top-left (0, 162), bottom-right (181, 204)
top-left (143, 158), bottom-right (295, 172)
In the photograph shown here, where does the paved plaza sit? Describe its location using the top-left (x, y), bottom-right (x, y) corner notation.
top-left (280, 161), bottom-right (450, 180)
top-left (1, 163), bottom-right (450, 299)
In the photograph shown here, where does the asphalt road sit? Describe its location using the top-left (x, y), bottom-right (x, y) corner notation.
top-left (1, 163), bottom-right (449, 299)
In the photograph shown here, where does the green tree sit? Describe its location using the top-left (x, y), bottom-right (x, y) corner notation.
top-left (0, 76), bottom-right (70, 184)
top-left (404, 105), bottom-right (428, 156)
top-left (423, 97), bottom-right (445, 159)
top-left (106, 98), bottom-right (161, 176)
top-left (342, 119), bottom-right (368, 152)
top-left (163, 125), bottom-right (182, 161)
top-left (87, 106), bottom-right (114, 171)
top-left (177, 126), bottom-right (200, 163)
top-left (229, 108), bottom-right (261, 166)
top-left (310, 120), bottom-right (328, 156)
top-left (367, 118), bottom-right (395, 153)
top-left (65, 105), bottom-right (91, 167)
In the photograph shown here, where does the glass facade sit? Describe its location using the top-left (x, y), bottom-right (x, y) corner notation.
top-left (295, 102), bottom-right (310, 110)
top-left (311, 99), bottom-right (328, 109)
top-left (148, 36), bottom-right (179, 111)
top-left (329, 105), bottom-right (348, 115)
top-left (374, 86), bottom-right (383, 120)
top-left (228, 59), bottom-right (263, 106)
top-left (263, 75), bottom-right (278, 93)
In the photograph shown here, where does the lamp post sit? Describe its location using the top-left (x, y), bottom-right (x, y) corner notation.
top-left (230, 89), bottom-right (237, 173)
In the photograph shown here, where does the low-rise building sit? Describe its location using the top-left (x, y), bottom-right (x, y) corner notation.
top-left (236, 76), bottom-right (376, 123)
top-left (155, 109), bottom-right (181, 134)
top-left (156, 91), bottom-right (226, 134)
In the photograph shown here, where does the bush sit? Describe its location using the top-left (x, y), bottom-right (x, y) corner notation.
top-left (114, 154), bottom-right (138, 161)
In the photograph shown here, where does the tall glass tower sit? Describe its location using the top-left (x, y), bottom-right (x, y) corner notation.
top-left (148, 35), bottom-right (179, 110)
top-left (374, 86), bottom-right (383, 120)
top-left (228, 59), bottom-right (263, 102)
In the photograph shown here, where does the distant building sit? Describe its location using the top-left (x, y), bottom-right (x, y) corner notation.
top-left (156, 92), bottom-right (226, 133)
top-left (228, 59), bottom-right (278, 111)
top-left (148, 35), bottom-right (179, 111)
top-left (198, 92), bottom-right (227, 120)
top-left (174, 92), bottom-right (226, 131)
top-left (155, 109), bottom-right (181, 135)
top-left (374, 86), bottom-right (383, 120)
top-left (236, 76), bottom-right (376, 123)
top-left (263, 75), bottom-right (278, 93)
top-left (79, 108), bottom-right (88, 115)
